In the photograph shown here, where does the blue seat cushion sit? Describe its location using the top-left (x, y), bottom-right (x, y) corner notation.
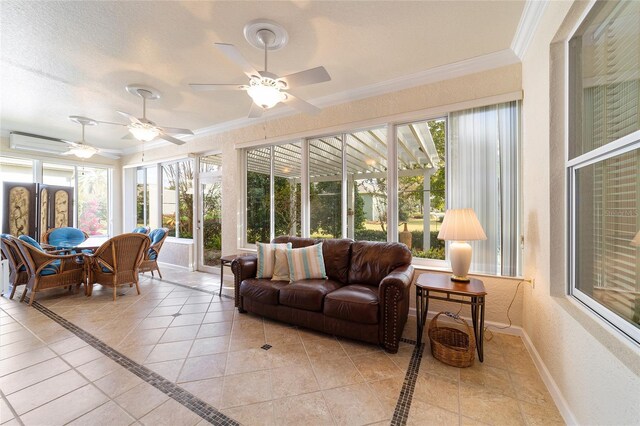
top-left (47, 227), bottom-right (86, 249)
top-left (148, 229), bottom-right (166, 244)
top-left (19, 265), bottom-right (26, 272)
top-left (40, 259), bottom-right (61, 276)
top-left (148, 250), bottom-right (157, 260)
top-left (19, 235), bottom-right (45, 251)
top-left (132, 227), bottom-right (147, 233)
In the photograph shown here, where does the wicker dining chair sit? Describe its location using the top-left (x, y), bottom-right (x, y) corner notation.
top-left (0, 234), bottom-right (29, 299)
top-left (14, 237), bottom-right (86, 305)
top-left (85, 233), bottom-right (150, 301)
top-left (139, 228), bottom-right (169, 279)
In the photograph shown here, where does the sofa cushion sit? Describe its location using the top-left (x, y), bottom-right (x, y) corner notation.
top-left (324, 284), bottom-right (379, 324)
top-left (348, 241), bottom-right (412, 287)
top-left (279, 279), bottom-right (342, 311)
top-left (240, 278), bottom-right (289, 305)
top-left (320, 238), bottom-right (352, 284)
top-left (257, 242), bottom-right (291, 278)
top-left (286, 243), bottom-right (327, 282)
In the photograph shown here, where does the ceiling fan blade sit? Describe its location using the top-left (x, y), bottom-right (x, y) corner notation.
top-left (215, 43), bottom-right (260, 77)
top-left (121, 133), bottom-right (135, 140)
top-left (59, 150), bottom-right (73, 156)
top-left (60, 139), bottom-right (79, 147)
top-left (159, 127), bottom-right (194, 135)
top-left (248, 103), bottom-right (264, 119)
top-left (98, 148), bottom-right (124, 154)
top-left (116, 111), bottom-right (141, 124)
top-left (280, 66), bottom-right (331, 88)
top-left (189, 83), bottom-right (246, 92)
top-left (157, 132), bottom-right (186, 146)
top-left (94, 119), bottom-right (127, 127)
top-left (283, 93), bottom-right (321, 115)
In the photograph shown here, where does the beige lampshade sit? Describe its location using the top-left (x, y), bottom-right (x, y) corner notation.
top-left (437, 208), bottom-right (487, 241)
top-left (631, 230), bottom-right (640, 247)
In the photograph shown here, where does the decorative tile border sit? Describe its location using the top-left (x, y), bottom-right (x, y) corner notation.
top-left (157, 277), bottom-right (235, 301)
top-left (390, 340), bottom-right (425, 426)
top-left (31, 301), bottom-right (239, 426)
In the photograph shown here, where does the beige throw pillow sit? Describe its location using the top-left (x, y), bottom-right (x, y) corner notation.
top-left (271, 247), bottom-right (290, 281)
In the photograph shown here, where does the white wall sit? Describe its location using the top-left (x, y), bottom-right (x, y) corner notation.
top-left (522, 1), bottom-right (640, 424)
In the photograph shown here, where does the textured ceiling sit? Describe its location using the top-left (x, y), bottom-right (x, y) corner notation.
top-left (0, 1), bottom-right (525, 151)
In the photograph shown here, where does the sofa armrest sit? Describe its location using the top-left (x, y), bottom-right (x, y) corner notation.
top-left (231, 254), bottom-right (257, 307)
top-left (379, 264), bottom-right (414, 353)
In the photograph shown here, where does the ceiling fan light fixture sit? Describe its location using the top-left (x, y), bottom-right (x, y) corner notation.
top-left (247, 76), bottom-right (287, 109)
top-left (128, 122), bottom-right (160, 142)
top-left (67, 145), bottom-right (98, 159)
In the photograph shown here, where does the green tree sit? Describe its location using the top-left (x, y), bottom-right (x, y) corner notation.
top-left (430, 120), bottom-right (446, 211)
top-left (246, 171), bottom-right (270, 243)
top-left (353, 182), bottom-right (366, 231)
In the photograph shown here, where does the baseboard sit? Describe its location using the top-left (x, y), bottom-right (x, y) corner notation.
top-left (157, 262), bottom-right (194, 272)
top-left (520, 330), bottom-right (578, 425)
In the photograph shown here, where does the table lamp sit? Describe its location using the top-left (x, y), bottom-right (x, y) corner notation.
top-left (437, 208), bottom-right (487, 282)
top-left (631, 230), bottom-right (640, 247)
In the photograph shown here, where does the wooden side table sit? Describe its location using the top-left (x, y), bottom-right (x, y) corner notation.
top-left (219, 254), bottom-right (243, 296)
top-left (415, 273), bottom-right (487, 362)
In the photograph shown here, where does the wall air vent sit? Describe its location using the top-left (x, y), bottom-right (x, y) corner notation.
top-left (9, 132), bottom-right (68, 155)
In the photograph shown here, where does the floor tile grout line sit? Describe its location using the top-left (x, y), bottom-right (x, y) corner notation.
top-left (29, 301), bottom-right (240, 426)
top-left (390, 341), bottom-right (425, 426)
top-left (0, 388), bottom-right (25, 426)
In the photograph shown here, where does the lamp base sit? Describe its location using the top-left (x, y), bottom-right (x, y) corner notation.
top-left (448, 241), bottom-right (472, 282)
top-left (450, 275), bottom-right (471, 282)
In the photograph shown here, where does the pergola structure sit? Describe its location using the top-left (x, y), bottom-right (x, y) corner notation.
top-left (247, 122), bottom-right (441, 246)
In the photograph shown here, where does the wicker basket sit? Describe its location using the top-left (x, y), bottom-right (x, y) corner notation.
top-left (428, 311), bottom-right (475, 368)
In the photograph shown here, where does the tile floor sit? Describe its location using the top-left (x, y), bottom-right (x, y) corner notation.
top-left (0, 266), bottom-right (565, 426)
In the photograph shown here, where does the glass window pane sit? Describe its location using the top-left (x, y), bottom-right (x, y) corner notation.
top-left (77, 166), bottom-right (108, 236)
top-left (136, 168), bottom-right (145, 227)
top-left (309, 136), bottom-right (343, 239)
top-left (274, 143), bottom-right (301, 237)
top-left (247, 147), bottom-right (271, 244)
top-left (147, 166), bottom-right (158, 229)
top-left (43, 163), bottom-right (74, 187)
top-left (162, 164), bottom-right (178, 237)
top-left (569, 1), bottom-right (640, 159)
top-left (346, 127), bottom-right (387, 242)
top-left (0, 157), bottom-right (33, 183)
top-left (179, 161), bottom-right (194, 239)
top-left (200, 154), bottom-right (222, 173)
top-left (397, 119), bottom-right (446, 260)
top-left (574, 148), bottom-right (640, 333)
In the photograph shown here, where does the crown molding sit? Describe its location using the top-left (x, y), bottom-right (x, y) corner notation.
top-left (511, 0), bottom-right (549, 60)
top-left (122, 48), bottom-right (520, 155)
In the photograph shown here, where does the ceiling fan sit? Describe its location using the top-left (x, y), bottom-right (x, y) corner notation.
top-left (189, 19), bottom-right (331, 118)
top-left (60, 116), bottom-right (121, 159)
top-left (96, 85), bottom-right (193, 145)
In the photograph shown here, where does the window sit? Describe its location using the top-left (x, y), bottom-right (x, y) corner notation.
top-left (43, 163), bottom-right (74, 187)
top-left (569, 0), bottom-right (640, 342)
top-left (274, 143), bottom-right (301, 237)
top-left (0, 157), bottom-right (33, 183)
top-left (246, 147), bottom-right (271, 243)
top-left (348, 127), bottom-right (388, 242)
top-left (162, 160), bottom-right (193, 238)
top-left (77, 166), bottom-right (109, 236)
top-left (309, 136), bottom-right (343, 239)
top-left (397, 120), bottom-right (445, 259)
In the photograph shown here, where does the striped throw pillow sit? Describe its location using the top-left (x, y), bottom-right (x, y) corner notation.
top-left (256, 242), bottom-right (291, 278)
top-left (286, 243), bottom-right (327, 282)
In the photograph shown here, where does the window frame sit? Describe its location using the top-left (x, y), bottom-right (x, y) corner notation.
top-left (566, 0), bottom-right (640, 343)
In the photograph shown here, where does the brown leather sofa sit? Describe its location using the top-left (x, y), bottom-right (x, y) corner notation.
top-left (231, 236), bottom-right (414, 353)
